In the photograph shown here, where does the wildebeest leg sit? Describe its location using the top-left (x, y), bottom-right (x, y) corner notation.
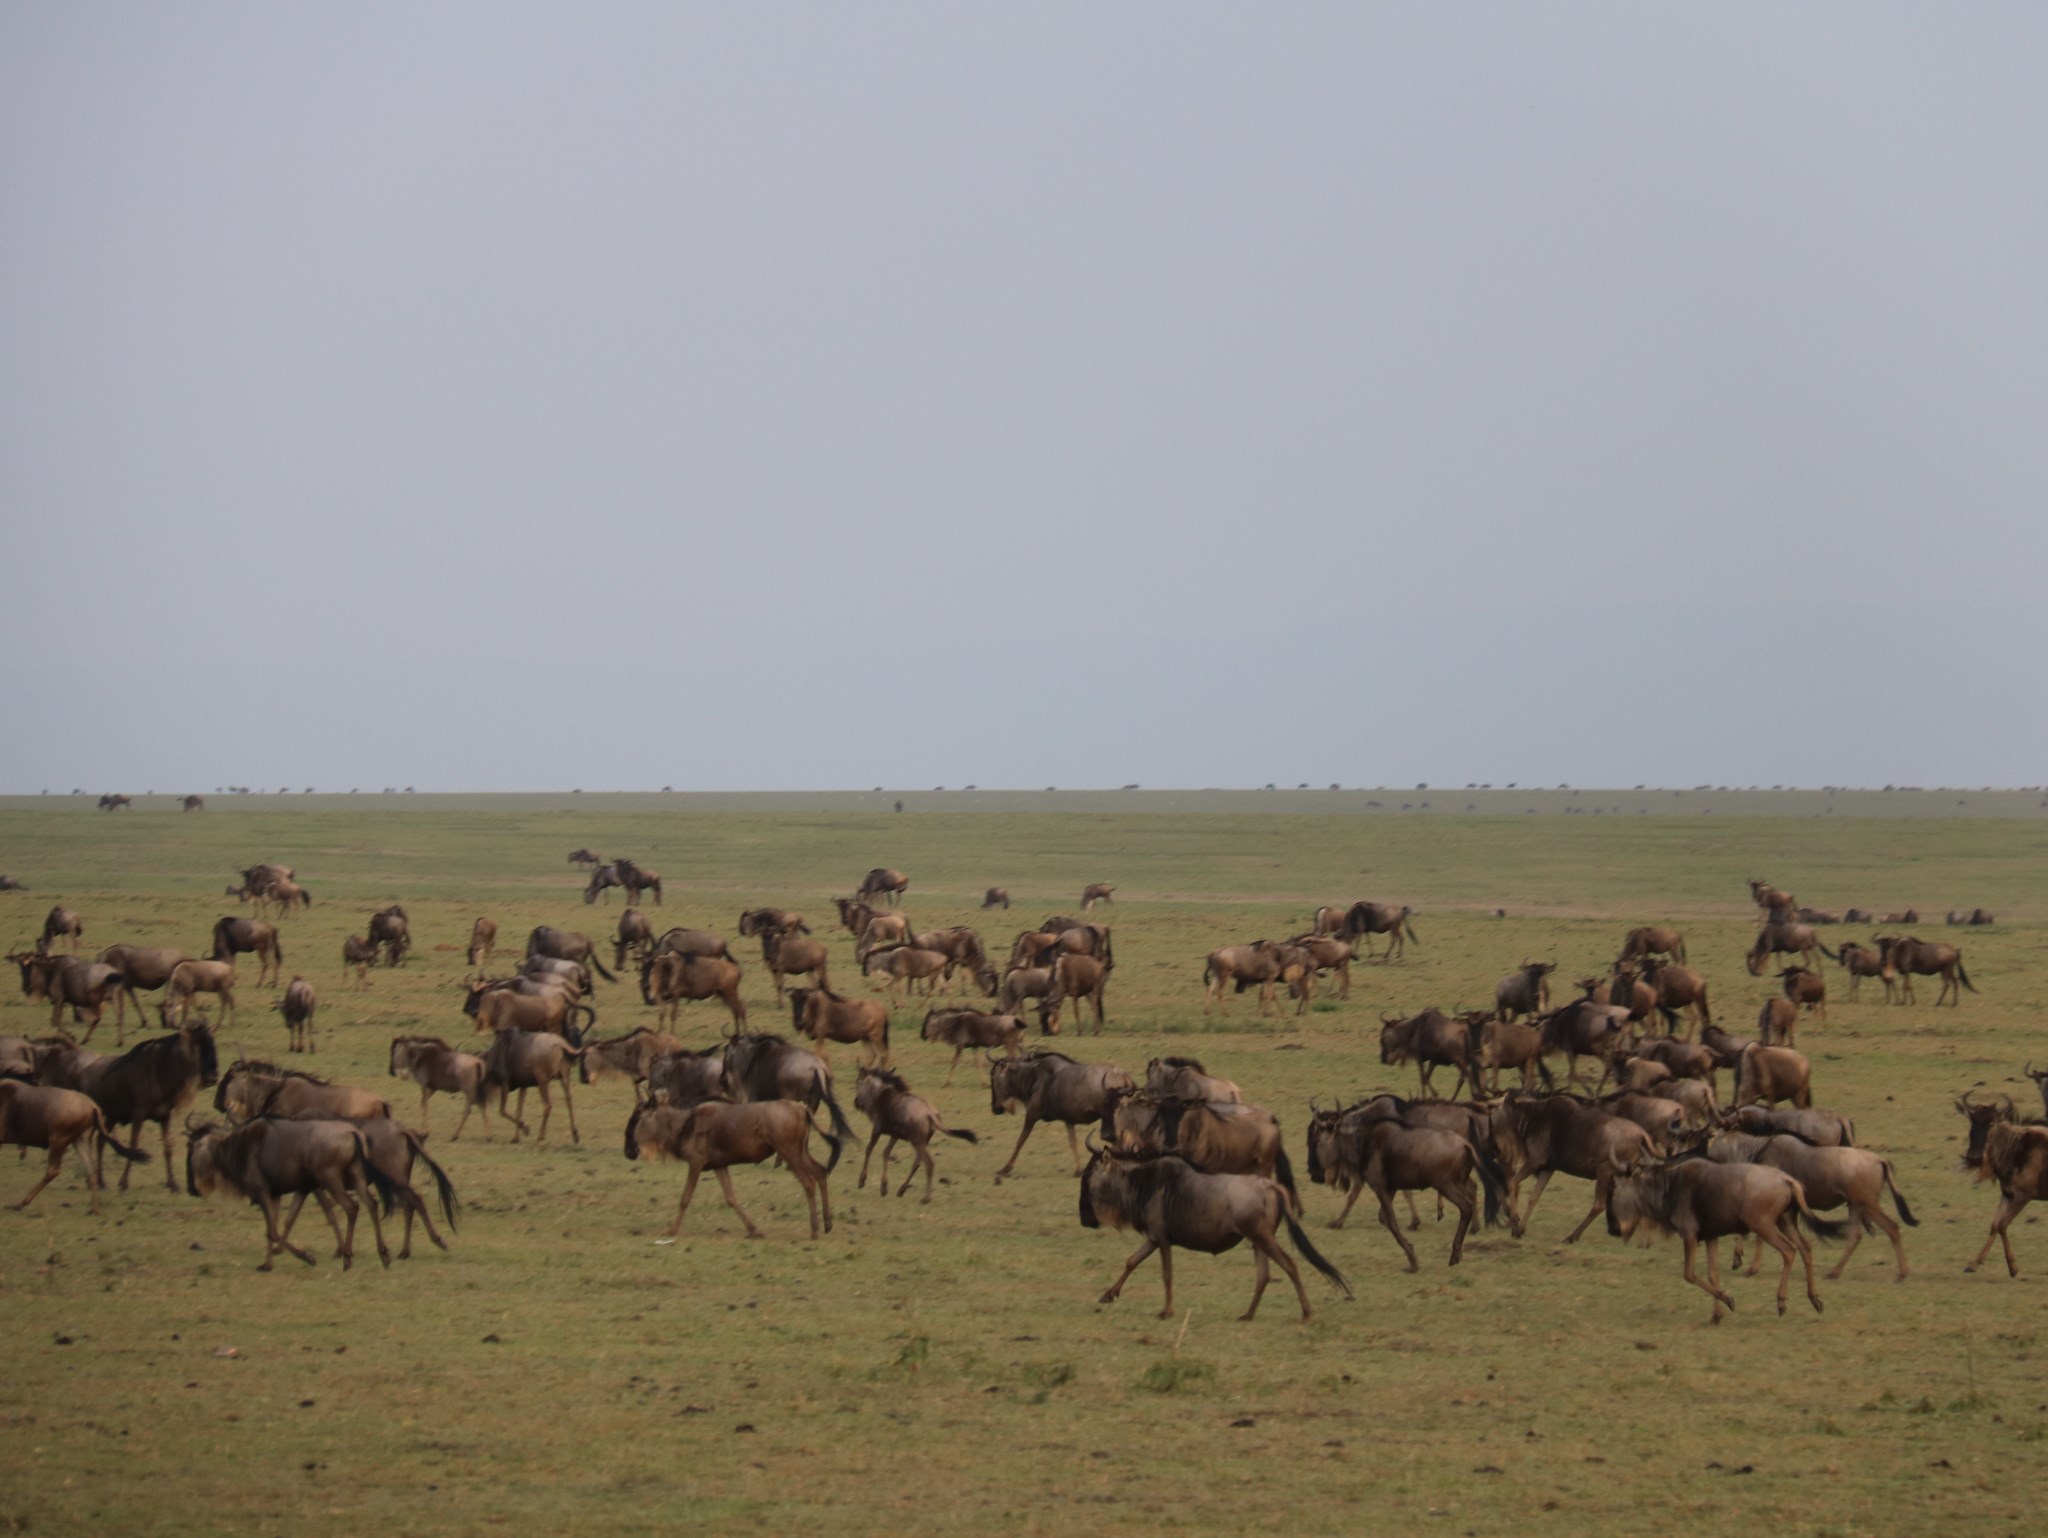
top-left (1965, 1191), bottom-right (2025, 1275)
top-left (857, 1128), bottom-right (884, 1189)
top-left (1564, 1174), bottom-right (1610, 1243)
top-left (558, 1075), bottom-right (580, 1144)
top-left (993, 1112), bottom-right (1039, 1180)
top-left (791, 1159), bottom-right (823, 1239)
top-left (1375, 1185), bottom-right (1421, 1271)
top-left (151, 1118), bottom-right (177, 1192)
top-left (1517, 1168), bottom-right (1554, 1230)
top-left (1824, 1210), bottom-right (1870, 1280)
top-left (712, 1166), bottom-right (764, 1238)
top-left (1400, 1191), bottom-right (1421, 1230)
top-left (1065, 1121), bottom-right (1085, 1175)
top-left (1098, 1237), bottom-right (1157, 1305)
top-left (15, 1146), bottom-right (70, 1212)
top-left (943, 1048), bottom-right (963, 1088)
top-left (257, 1189), bottom-right (318, 1270)
top-left (906, 1139), bottom-right (935, 1203)
top-left (1445, 1178), bottom-right (1476, 1265)
top-left (1243, 1240), bottom-right (1272, 1320)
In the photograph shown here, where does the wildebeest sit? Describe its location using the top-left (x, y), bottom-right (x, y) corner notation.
top-left (1835, 941), bottom-right (1895, 1003)
top-left (862, 944), bottom-right (948, 1004)
top-left (625, 1096), bottom-right (838, 1240)
top-left (761, 929), bottom-right (832, 1001)
top-left (1746, 923), bottom-right (1835, 977)
top-left (1605, 1157), bottom-right (1836, 1322)
top-left (267, 878), bottom-right (312, 915)
top-left (718, 1033), bottom-right (857, 1143)
top-left (651, 927), bottom-right (733, 960)
top-left (182, 795), bottom-right (204, 812)
top-left (980, 887), bottom-right (1010, 910)
top-left (1008, 930), bottom-right (1062, 969)
top-left (1145, 1056), bottom-right (1242, 1104)
top-left (854, 1065), bottom-right (977, 1202)
top-left (1795, 907), bottom-right (1840, 925)
top-left (1880, 908), bottom-right (1918, 924)
top-left (1079, 1147), bottom-right (1352, 1321)
top-left (1477, 1015), bottom-right (1551, 1093)
top-left (1305, 1098), bottom-right (1509, 1265)
top-left (1201, 941), bottom-right (1288, 1015)
top-left (1490, 1092), bottom-right (1655, 1241)
top-left (96, 944), bottom-right (188, 1011)
top-left (911, 927), bottom-right (996, 994)
top-left (1080, 882), bottom-right (1116, 910)
top-left (789, 986), bottom-right (889, 1065)
top-left (1968, 908), bottom-right (1995, 926)
top-left (1618, 926), bottom-right (1688, 966)
top-left (1779, 966), bottom-right (1826, 1024)
top-left (13, 953), bottom-right (139, 1042)
top-left (341, 935), bottom-right (378, 987)
top-left (278, 977), bottom-right (317, 1053)
top-left (2030, 1065), bottom-right (2048, 1119)
top-left (1734, 1044), bottom-right (1812, 1109)
top-left (39, 906), bottom-right (83, 955)
top-left (0, 1080), bottom-right (149, 1213)
top-left (482, 1028), bottom-right (584, 1142)
top-left (1748, 880), bottom-right (1797, 923)
top-left (0, 874), bottom-right (27, 892)
top-left (464, 977), bottom-right (595, 1039)
top-left (527, 926), bottom-right (617, 981)
top-left (858, 867), bottom-right (909, 906)
top-left (1495, 961), bottom-right (1555, 1022)
top-left (582, 863), bottom-right (624, 904)
top-left (467, 917), bottom-right (497, 968)
top-left (854, 914), bottom-right (912, 962)
top-left (1535, 998), bottom-right (1630, 1089)
top-left (365, 905), bottom-right (410, 967)
top-left (738, 907), bottom-right (808, 938)
top-left (1379, 1008), bottom-right (1483, 1100)
top-left (1336, 900), bottom-right (1418, 960)
top-left (1842, 908), bottom-right (1873, 924)
top-left (1704, 1129), bottom-right (1916, 1280)
top-left (215, 1060), bottom-right (391, 1123)
top-left (611, 858), bottom-right (662, 906)
top-left (1107, 1092), bottom-right (1297, 1202)
top-left (1637, 958), bottom-right (1713, 1036)
top-left (1284, 934), bottom-right (1356, 1000)
top-left (1731, 1103), bottom-right (1856, 1146)
top-left (388, 1036), bottom-right (488, 1138)
top-left (210, 916), bottom-right (284, 986)
top-left (1040, 952), bottom-right (1110, 1035)
top-left (989, 1050), bottom-right (1134, 1178)
top-left (834, 897), bottom-right (877, 937)
top-left (919, 1008), bottom-right (1026, 1084)
top-left (1955, 1093), bottom-right (2048, 1276)
top-left (613, 908), bottom-right (655, 971)
top-left (1876, 936), bottom-right (1976, 1007)
top-left (1945, 910), bottom-right (1968, 926)
top-left (64, 1020), bottom-right (220, 1190)
top-left (97, 794), bottom-right (131, 811)
top-left (1617, 1060), bottom-right (1719, 1125)
top-left (568, 848), bottom-right (603, 867)
top-left (646, 1045), bottom-right (729, 1109)
top-left (578, 1027), bottom-right (685, 1091)
top-left (185, 1116), bottom-right (395, 1270)
top-left (1756, 996), bottom-right (1799, 1048)
top-left (160, 959), bottom-right (238, 1030)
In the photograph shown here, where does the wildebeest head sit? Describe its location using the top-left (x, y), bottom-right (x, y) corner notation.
top-left (1954, 1091), bottom-right (2014, 1172)
top-left (1378, 1014), bottom-right (1412, 1066)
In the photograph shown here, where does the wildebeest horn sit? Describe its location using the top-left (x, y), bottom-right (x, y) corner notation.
top-left (183, 1112), bottom-right (210, 1134)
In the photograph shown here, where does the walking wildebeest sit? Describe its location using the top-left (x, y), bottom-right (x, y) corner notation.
top-left (1779, 966), bottom-right (1826, 1024)
top-left (526, 926), bottom-right (617, 981)
top-left (761, 928), bottom-right (832, 1000)
top-left (1955, 1093), bottom-right (2048, 1277)
top-left (578, 1027), bottom-right (685, 1091)
top-left (858, 867), bottom-right (909, 906)
top-left (997, 965), bottom-right (1055, 1018)
top-left (1201, 941), bottom-right (1288, 1015)
top-left (1876, 936), bottom-right (1976, 1007)
top-left (66, 1020), bottom-right (220, 1190)
top-left (341, 935), bottom-right (378, 987)
top-left (13, 953), bottom-right (139, 1043)
top-left (834, 898), bottom-right (877, 937)
top-left (1106, 1092), bottom-right (1297, 1200)
top-left (185, 1116), bottom-right (395, 1271)
top-left (1491, 1092), bottom-right (1655, 1241)
top-left (1734, 1044), bottom-right (1812, 1109)
top-left (1079, 1147), bottom-right (1352, 1321)
top-left (646, 1045), bottom-right (729, 1110)
top-left (634, 952), bottom-right (744, 1030)
top-left (1835, 941), bottom-right (1895, 1003)
top-left (464, 977), bottom-right (594, 1039)
top-left (854, 1065), bottom-right (977, 1202)
top-left (862, 944), bottom-right (949, 1004)
top-left (159, 959), bottom-right (238, 1030)
top-left (1477, 1015), bottom-right (1552, 1093)
top-left (388, 1036), bottom-right (488, 1139)
top-left (718, 1033), bottom-right (858, 1142)
top-left (1618, 926), bottom-right (1688, 966)
top-left (1757, 996), bottom-right (1799, 1048)
top-left (366, 905), bottom-right (410, 967)
top-left (981, 887), bottom-right (1010, 910)
top-left (1495, 961), bottom-right (1556, 1023)
top-left (612, 908), bottom-right (656, 971)
top-left (582, 863), bottom-right (624, 904)
top-left (1040, 953), bottom-right (1110, 1035)
top-left (1305, 1099), bottom-right (1510, 1265)
top-left (39, 906), bottom-right (83, 955)
top-left (215, 1060), bottom-right (391, 1122)
top-left (1337, 900), bottom-right (1419, 960)
top-left (182, 795), bottom-right (204, 812)
top-left (569, 848), bottom-right (603, 867)
top-left (1748, 880), bottom-right (1797, 923)
top-left (97, 794), bottom-right (130, 811)
top-left (627, 1095), bottom-right (839, 1240)
top-left (1379, 1008), bottom-right (1484, 1100)
top-left (789, 987), bottom-right (890, 1065)
top-left (738, 908), bottom-right (808, 938)
top-left (919, 1008), bottom-right (1026, 1085)
top-left (1704, 1130), bottom-right (1916, 1280)
top-left (0, 1080), bottom-right (149, 1213)
top-left (1535, 998), bottom-right (1630, 1089)
top-left (611, 858), bottom-right (662, 906)
top-left (278, 977), bottom-right (317, 1053)
top-left (1605, 1158), bottom-right (1837, 1322)
top-left (210, 916), bottom-right (283, 986)
top-left (268, 879), bottom-right (312, 914)
top-left (989, 1050), bottom-right (1134, 1179)
top-left (467, 917), bottom-right (497, 968)
top-left (1746, 923), bottom-right (1835, 977)
top-left (483, 1028), bottom-right (584, 1143)
top-left (1638, 958), bottom-right (1713, 1037)
top-left (855, 914), bottom-right (913, 962)
top-left (1285, 934), bottom-right (1356, 1000)
top-left (1080, 883), bottom-right (1116, 911)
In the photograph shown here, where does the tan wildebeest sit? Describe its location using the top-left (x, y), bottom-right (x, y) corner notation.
top-left (98, 944), bottom-right (189, 1020)
top-left (0, 1080), bottom-right (149, 1213)
top-left (834, 897), bottom-right (876, 937)
top-left (639, 952), bottom-right (747, 1031)
top-left (980, 887), bottom-right (1010, 910)
top-left (1876, 936), bottom-right (1976, 1007)
top-left (1380, 1009), bottom-right (1484, 1100)
top-left (1836, 941), bottom-right (1895, 1003)
top-left (1080, 883), bottom-right (1116, 911)
top-left (1201, 941), bottom-right (1287, 1015)
top-left (1707, 1130), bottom-right (1917, 1281)
top-left (862, 945), bottom-right (948, 1004)
top-left (626, 1096), bottom-right (838, 1240)
top-left (1605, 1159), bottom-right (1836, 1324)
top-left (762, 929), bottom-right (831, 1001)
top-left (997, 965), bottom-right (1054, 1018)
top-left (1734, 1044), bottom-right (1812, 1108)
top-left (569, 848), bottom-right (603, 868)
top-left (854, 914), bottom-right (912, 963)
top-left (577, 1027), bottom-right (684, 1092)
top-left (790, 986), bottom-right (890, 1065)
top-left (13, 954), bottom-right (139, 1043)
top-left (1489, 1092), bottom-right (1654, 1241)
top-left (527, 926), bottom-right (617, 981)
top-left (1477, 1016), bottom-right (1550, 1092)
top-left (1779, 966), bottom-right (1826, 1024)
top-left (1040, 953), bottom-right (1110, 1035)
top-left (210, 916), bottom-right (284, 986)
top-left (1748, 880), bottom-right (1797, 924)
top-left (854, 1065), bottom-right (977, 1202)
top-left (342, 935), bottom-right (378, 987)
top-left (1618, 926), bottom-right (1688, 966)
top-left (1079, 1147), bottom-right (1353, 1322)
top-left (1956, 1093), bottom-right (2048, 1277)
top-left (1747, 923), bottom-right (1835, 977)
top-left (185, 1117), bottom-right (394, 1272)
top-left (467, 917), bottom-right (497, 968)
top-left (39, 906), bottom-right (83, 955)
top-left (269, 879), bottom-right (312, 915)
top-left (1144, 1056), bottom-right (1242, 1103)
top-left (858, 868), bottom-right (909, 906)
top-left (388, 1036), bottom-right (488, 1138)
top-left (1637, 958), bottom-right (1713, 1037)
top-left (463, 978), bottom-right (593, 1039)
top-left (1108, 1092), bottom-right (1295, 1194)
top-left (1582, 965), bottom-right (1657, 1037)
top-left (1008, 929), bottom-right (1063, 969)
top-left (482, 1028), bottom-right (583, 1143)
top-left (738, 908), bottom-right (808, 938)
top-left (919, 1008), bottom-right (1026, 1084)
top-left (651, 927), bottom-right (732, 961)
top-left (912, 928), bottom-right (995, 993)
top-left (1286, 934), bottom-right (1356, 999)
top-left (278, 977), bottom-right (317, 1053)
top-left (1757, 996), bottom-right (1799, 1047)
top-left (1879, 908), bottom-right (1918, 925)
top-left (161, 959), bottom-right (239, 1029)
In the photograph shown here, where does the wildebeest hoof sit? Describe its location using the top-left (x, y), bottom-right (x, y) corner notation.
top-left (1098, 1291), bottom-right (1118, 1305)
top-left (1962, 1262), bottom-right (1976, 1273)
top-left (1326, 1220), bottom-right (1344, 1231)
top-left (1156, 1309), bottom-right (1174, 1320)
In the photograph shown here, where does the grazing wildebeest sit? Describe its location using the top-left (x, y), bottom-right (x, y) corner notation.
top-left (1880, 908), bottom-right (1918, 925)
top-left (790, 987), bottom-right (890, 1065)
top-left (1535, 998), bottom-right (1630, 1089)
top-left (1338, 901), bottom-right (1419, 960)
top-left (1734, 1044), bottom-right (1812, 1109)
top-left (761, 929), bottom-right (832, 1001)
top-left (1081, 883), bottom-right (1116, 911)
top-left (1638, 957), bottom-right (1713, 1037)
top-left (1842, 908), bottom-right (1873, 925)
top-left (989, 1050), bottom-right (1134, 1178)
top-left (738, 908), bottom-right (807, 938)
top-left (1619, 926), bottom-right (1688, 966)
top-left (278, 977), bottom-right (317, 1053)
top-left (1605, 1158), bottom-right (1836, 1322)
top-left (854, 1065), bottom-right (977, 1202)
top-left (582, 863), bottom-right (624, 904)
top-left (14, 954), bottom-right (139, 1042)
top-left (862, 944), bottom-right (949, 1004)
top-left (215, 1060), bottom-right (390, 1122)
top-left (1040, 952), bottom-right (1111, 1035)
top-left (577, 1027), bottom-right (685, 1091)
top-left (613, 908), bottom-right (655, 971)
top-left (854, 914), bottom-right (912, 962)
top-left (858, 867), bottom-right (909, 906)
top-left (527, 926), bottom-right (617, 981)
top-left (97, 794), bottom-right (131, 811)
top-left (1705, 1130), bottom-right (1916, 1280)
top-left (185, 1116), bottom-right (395, 1270)
top-left (611, 858), bottom-right (662, 906)
top-left (181, 795), bottom-right (204, 812)
top-left (1079, 1147), bottom-right (1352, 1321)
top-left (0, 1080), bottom-right (149, 1212)
top-left (1495, 961), bottom-right (1556, 1022)
top-left (1876, 935), bottom-right (1976, 1007)
top-left (482, 1028), bottom-right (584, 1142)
top-left (365, 906), bottom-right (409, 967)
top-left (919, 1008), bottom-right (1026, 1085)
top-left (1779, 966), bottom-right (1826, 1024)
top-left (1305, 1099), bottom-right (1509, 1264)
top-left (1955, 1093), bottom-right (2048, 1277)
top-left (911, 927), bottom-right (996, 995)
top-left (38, 906), bottom-right (83, 955)
top-left (69, 1020), bottom-right (220, 1190)
top-left (626, 1096), bottom-right (838, 1240)
top-left (388, 1036), bottom-right (488, 1138)
top-left (341, 935), bottom-right (378, 987)
top-left (1201, 941), bottom-right (1287, 1015)
top-left (568, 848), bottom-right (603, 867)
top-left (1490, 1092), bottom-right (1654, 1241)
top-left (1379, 1008), bottom-right (1483, 1100)
top-left (997, 965), bottom-right (1055, 1018)
top-left (467, 917), bottom-right (497, 968)
top-left (1145, 1056), bottom-right (1242, 1104)
top-left (210, 916), bottom-right (283, 986)
top-left (1795, 907), bottom-right (1840, 925)
top-left (0, 874), bottom-right (27, 892)
top-left (1835, 941), bottom-right (1895, 1003)
top-left (1968, 908), bottom-right (1995, 926)
top-left (981, 887), bottom-right (1010, 910)
top-left (1477, 1015), bottom-right (1552, 1093)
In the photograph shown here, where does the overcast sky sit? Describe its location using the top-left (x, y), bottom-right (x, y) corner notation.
top-left (3, 6), bottom-right (2042, 792)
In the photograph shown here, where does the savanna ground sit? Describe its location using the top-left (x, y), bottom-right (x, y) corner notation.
top-left (2, 792), bottom-right (2045, 1537)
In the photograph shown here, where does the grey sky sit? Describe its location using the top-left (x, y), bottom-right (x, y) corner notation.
top-left (4, 6), bottom-right (2042, 792)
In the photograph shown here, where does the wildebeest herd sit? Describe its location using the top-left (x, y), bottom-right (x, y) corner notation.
top-left (1, 854), bottom-right (2031, 1327)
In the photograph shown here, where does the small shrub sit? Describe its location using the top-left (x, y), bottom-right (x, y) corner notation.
top-left (1136, 1360), bottom-right (1215, 1394)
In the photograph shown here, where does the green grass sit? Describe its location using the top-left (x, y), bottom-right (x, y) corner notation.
top-left (2, 798), bottom-right (2045, 1536)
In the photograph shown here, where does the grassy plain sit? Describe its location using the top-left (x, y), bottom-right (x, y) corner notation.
top-left (1, 793), bottom-right (2045, 1537)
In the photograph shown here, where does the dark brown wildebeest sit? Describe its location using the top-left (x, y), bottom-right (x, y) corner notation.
top-left (583, 863), bottom-right (624, 904)
top-left (1734, 1044), bottom-right (1812, 1109)
top-left (1477, 1015), bottom-right (1551, 1093)
top-left (0, 1080), bottom-right (149, 1212)
top-left (626, 1096), bottom-right (838, 1241)
top-left (39, 906), bottom-right (83, 955)
top-left (1338, 900), bottom-right (1419, 960)
top-left (1081, 883), bottom-right (1116, 911)
top-left (278, 977), bottom-right (317, 1054)
top-left (1969, 908), bottom-right (1995, 926)
top-left (1632, 1034), bottom-right (1719, 1085)
top-left (989, 1050), bottom-right (1134, 1179)
top-left (1490, 1092), bottom-right (1655, 1241)
top-left (464, 977), bottom-right (595, 1039)
top-left (1637, 958), bottom-right (1712, 1037)
top-left (651, 927), bottom-right (732, 961)
top-left (578, 1027), bottom-right (684, 1091)
top-left (613, 908), bottom-right (655, 971)
top-left (30, 1039), bottom-right (103, 1091)
top-left (1079, 1147), bottom-right (1352, 1321)
top-left (365, 906), bottom-right (409, 967)
top-left (211, 916), bottom-right (284, 986)
top-left (97, 794), bottom-right (131, 812)
top-left (789, 986), bottom-right (889, 1065)
top-left (0, 874), bottom-right (27, 892)
top-left (1955, 1093), bottom-right (2048, 1276)
top-left (1535, 998), bottom-right (1630, 1089)
top-left (1835, 941), bottom-right (1895, 1003)
top-left (1379, 1008), bottom-right (1483, 1100)
top-left (482, 1027), bottom-right (584, 1143)
top-left (1756, 996), bottom-right (1800, 1048)
top-left (611, 858), bottom-right (663, 906)
top-left (1880, 908), bottom-right (1918, 925)
top-left (342, 935), bottom-right (378, 987)
top-left (1305, 1099), bottom-right (1510, 1264)
top-left (1746, 922), bottom-right (1835, 977)
top-left (1495, 961), bottom-right (1556, 1022)
top-left (467, 917), bottom-right (497, 968)
top-left (1581, 965), bottom-right (1658, 1036)
top-left (1594, 1090), bottom-right (1689, 1155)
top-left (97, 945), bottom-right (189, 1015)
top-left (1201, 941), bottom-right (1288, 1015)
top-left (1732, 1103), bottom-right (1855, 1146)
top-left (762, 929), bottom-right (831, 1001)
top-left (14, 953), bottom-right (140, 1042)
top-left (1876, 935), bottom-right (1976, 1007)
top-left (646, 1045), bottom-right (729, 1109)
top-left (1144, 1056), bottom-right (1242, 1104)
top-left (388, 1036), bottom-right (488, 1138)
top-left (919, 1008), bottom-right (1026, 1084)
top-left (526, 926), bottom-right (617, 981)
top-left (1618, 926), bottom-right (1688, 966)
top-left (68, 1020), bottom-right (220, 1191)
top-left (1040, 953), bottom-right (1111, 1035)
top-left (1705, 1129), bottom-right (1916, 1280)
top-left (186, 1116), bottom-right (395, 1270)
top-left (997, 965), bottom-right (1055, 1018)
top-left (738, 908), bottom-right (807, 938)
top-left (1842, 908), bottom-right (1873, 924)
top-left (1795, 907), bottom-right (1840, 925)
top-left (981, 887), bottom-right (1010, 910)
top-left (861, 944), bottom-right (948, 1005)
top-left (160, 959), bottom-right (238, 1030)
top-left (1605, 1158), bottom-right (1836, 1322)
top-left (569, 848), bottom-right (603, 867)
top-left (215, 1060), bottom-right (391, 1123)
top-left (858, 867), bottom-right (909, 906)
top-left (854, 1065), bottom-right (977, 1202)
top-left (1698, 1024), bottom-right (1753, 1073)
top-left (1779, 966), bottom-right (1826, 1024)
top-left (1748, 880), bottom-right (1797, 923)
top-left (854, 914), bottom-right (912, 963)
top-left (717, 1033), bottom-right (857, 1147)
top-left (182, 795), bottom-right (204, 812)
top-left (834, 897), bottom-right (877, 937)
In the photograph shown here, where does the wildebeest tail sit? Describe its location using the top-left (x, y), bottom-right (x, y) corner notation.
top-left (1403, 915), bottom-right (1419, 946)
top-left (1472, 1139), bottom-right (1511, 1228)
top-left (1816, 941), bottom-right (1837, 962)
top-left (94, 1109), bottom-right (150, 1162)
top-left (1271, 1143), bottom-right (1301, 1211)
top-left (1883, 1160), bottom-right (1918, 1226)
top-left (812, 1070), bottom-right (851, 1173)
top-left (407, 1131), bottom-right (460, 1233)
top-left (586, 952), bottom-right (616, 982)
top-left (1957, 956), bottom-right (1977, 993)
top-left (356, 1132), bottom-right (407, 1215)
top-left (1790, 1181), bottom-right (1851, 1242)
top-left (1283, 1211), bottom-right (1354, 1299)
top-left (942, 1126), bottom-right (979, 1144)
